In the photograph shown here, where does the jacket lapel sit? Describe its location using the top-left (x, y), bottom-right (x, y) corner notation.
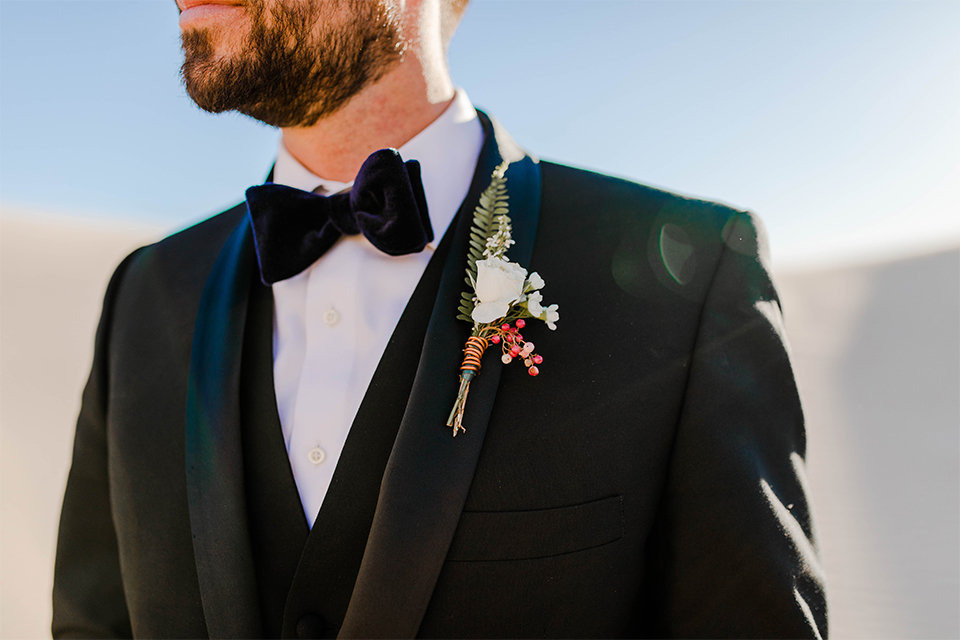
top-left (339, 113), bottom-right (542, 639)
top-left (185, 216), bottom-right (263, 639)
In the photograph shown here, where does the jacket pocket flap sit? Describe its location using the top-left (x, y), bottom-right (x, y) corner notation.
top-left (446, 495), bottom-right (624, 562)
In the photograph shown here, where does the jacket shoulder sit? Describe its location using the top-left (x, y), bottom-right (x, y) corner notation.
top-left (118, 203), bottom-right (246, 289)
top-left (536, 161), bottom-right (772, 304)
top-left (539, 160), bottom-right (755, 235)
top-left (540, 160), bottom-right (770, 264)
top-left (97, 204), bottom-right (248, 344)
top-left (136, 203), bottom-right (246, 267)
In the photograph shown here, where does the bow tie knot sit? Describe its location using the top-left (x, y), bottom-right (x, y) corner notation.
top-left (246, 148), bottom-right (433, 285)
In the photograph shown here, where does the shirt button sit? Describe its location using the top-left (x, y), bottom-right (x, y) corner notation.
top-left (308, 447), bottom-right (326, 465)
top-left (322, 308), bottom-right (339, 326)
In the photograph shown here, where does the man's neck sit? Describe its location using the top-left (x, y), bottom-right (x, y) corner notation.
top-left (280, 61), bottom-right (455, 183)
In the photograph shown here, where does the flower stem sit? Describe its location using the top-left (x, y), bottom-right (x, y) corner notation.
top-left (446, 370), bottom-right (475, 436)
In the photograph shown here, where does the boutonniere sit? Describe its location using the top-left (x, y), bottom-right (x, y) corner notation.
top-left (447, 161), bottom-right (559, 436)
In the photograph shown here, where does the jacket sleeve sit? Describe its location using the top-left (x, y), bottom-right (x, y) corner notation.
top-left (644, 212), bottom-right (828, 638)
top-left (52, 251), bottom-right (141, 639)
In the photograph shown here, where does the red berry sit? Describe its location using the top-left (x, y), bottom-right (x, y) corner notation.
top-left (505, 334), bottom-right (514, 343)
top-left (515, 334), bottom-right (523, 341)
top-left (528, 366), bottom-right (540, 376)
top-left (510, 345), bottom-right (522, 356)
top-left (532, 355), bottom-right (543, 364)
top-left (516, 319), bottom-right (526, 328)
top-left (490, 335), bottom-right (501, 344)
top-left (501, 324), bottom-right (511, 332)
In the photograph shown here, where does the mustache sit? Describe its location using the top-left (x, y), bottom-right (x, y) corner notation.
top-left (177, 0), bottom-right (248, 12)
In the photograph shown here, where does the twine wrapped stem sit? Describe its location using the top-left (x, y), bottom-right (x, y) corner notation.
top-left (446, 335), bottom-right (490, 436)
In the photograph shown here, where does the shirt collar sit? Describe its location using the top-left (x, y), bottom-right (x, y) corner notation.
top-left (272, 89), bottom-right (484, 249)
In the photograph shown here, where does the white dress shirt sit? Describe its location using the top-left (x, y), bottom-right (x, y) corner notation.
top-left (270, 90), bottom-right (484, 528)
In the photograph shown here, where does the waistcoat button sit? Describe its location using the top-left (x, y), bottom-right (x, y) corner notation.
top-left (296, 613), bottom-right (326, 639)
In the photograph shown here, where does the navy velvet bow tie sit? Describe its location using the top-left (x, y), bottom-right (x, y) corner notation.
top-left (245, 148), bottom-right (433, 285)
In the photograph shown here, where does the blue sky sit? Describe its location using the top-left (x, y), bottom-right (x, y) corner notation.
top-left (1, 0), bottom-right (957, 266)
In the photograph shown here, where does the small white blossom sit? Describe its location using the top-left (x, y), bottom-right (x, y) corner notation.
top-left (525, 272), bottom-right (545, 291)
top-left (526, 291), bottom-right (543, 317)
top-left (543, 304), bottom-right (560, 331)
top-left (482, 216), bottom-right (516, 259)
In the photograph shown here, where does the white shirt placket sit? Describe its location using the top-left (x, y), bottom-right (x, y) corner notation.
top-left (288, 242), bottom-right (362, 525)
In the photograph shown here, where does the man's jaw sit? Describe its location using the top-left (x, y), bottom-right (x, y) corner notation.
top-left (177, 0), bottom-right (245, 30)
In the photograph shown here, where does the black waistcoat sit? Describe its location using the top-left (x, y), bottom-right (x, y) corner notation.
top-left (239, 219), bottom-right (458, 639)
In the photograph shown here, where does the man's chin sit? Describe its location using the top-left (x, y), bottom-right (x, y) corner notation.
top-left (179, 2), bottom-right (251, 60)
top-left (181, 18), bottom-right (252, 75)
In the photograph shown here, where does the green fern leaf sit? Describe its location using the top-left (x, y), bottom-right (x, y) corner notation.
top-left (459, 160), bottom-right (511, 324)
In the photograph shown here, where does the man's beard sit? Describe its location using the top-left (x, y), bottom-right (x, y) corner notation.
top-left (180, 1), bottom-right (403, 128)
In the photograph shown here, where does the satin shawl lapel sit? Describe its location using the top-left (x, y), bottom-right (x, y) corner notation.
top-left (339, 113), bottom-right (542, 639)
top-left (185, 217), bottom-right (262, 639)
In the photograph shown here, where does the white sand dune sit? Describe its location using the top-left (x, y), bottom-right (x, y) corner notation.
top-left (777, 248), bottom-right (960, 639)
top-left (0, 214), bottom-right (163, 639)
top-left (1, 215), bottom-right (957, 638)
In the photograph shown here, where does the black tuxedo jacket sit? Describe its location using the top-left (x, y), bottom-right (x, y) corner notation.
top-left (53, 114), bottom-right (827, 638)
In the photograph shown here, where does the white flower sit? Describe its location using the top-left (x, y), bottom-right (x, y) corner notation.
top-left (525, 272), bottom-right (545, 291)
top-left (544, 304), bottom-right (560, 330)
top-left (526, 291), bottom-right (543, 317)
top-left (471, 257), bottom-right (527, 324)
